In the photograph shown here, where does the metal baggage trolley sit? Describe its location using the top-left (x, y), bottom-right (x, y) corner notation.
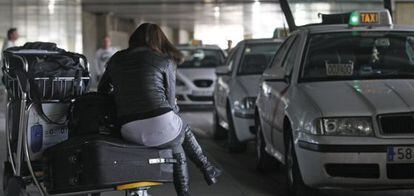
top-left (2, 48), bottom-right (163, 196)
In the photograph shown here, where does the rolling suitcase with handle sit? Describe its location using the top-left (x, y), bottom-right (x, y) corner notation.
top-left (44, 135), bottom-right (175, 194)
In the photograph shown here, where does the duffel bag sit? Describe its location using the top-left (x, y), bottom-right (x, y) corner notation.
top-left (6, 42), bottom-right (87, 78)
top-left (20, 42), bottom-right (65, 52)
top-left (3, 42), bottom-right (90, 125)
top-left (30, 54), bottom-right (84, 78)
top-left (4, 42), bottom-right (89, 93)
top-left (69, 92), bottom-right (120, 137)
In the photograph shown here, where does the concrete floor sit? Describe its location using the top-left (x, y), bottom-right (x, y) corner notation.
top-left (1, 103), bottom-right (414, 195)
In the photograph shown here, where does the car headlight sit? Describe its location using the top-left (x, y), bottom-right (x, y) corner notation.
top-left (319, 117), bottom-right (373, 136)
top-left (176, 79), bottom-right (185, 87)
top-left (234, 97), bottom-right (256, 112)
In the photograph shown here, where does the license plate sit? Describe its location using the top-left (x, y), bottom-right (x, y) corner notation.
top-left (191, 90), bottom-right (211, 96)
top-left (387, 146), bottom-right (414, 163)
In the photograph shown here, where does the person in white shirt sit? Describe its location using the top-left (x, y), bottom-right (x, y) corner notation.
top-left (1, 28), bottom-right (19, 86)
top-left (2, 28), bottom-right (19, 52)
top-left (95, 36), bottom-right (117, 82)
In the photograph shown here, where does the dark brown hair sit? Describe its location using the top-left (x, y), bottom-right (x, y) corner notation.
top-left (129, 23), bottom-right (183, 63)
top-left (7, 28), bottom-right (17, 40)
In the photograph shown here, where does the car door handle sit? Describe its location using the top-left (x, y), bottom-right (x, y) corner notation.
top-left (265, 89), bottom-right (271, 96)
top-left (262, 83), bottom-right (272, 96)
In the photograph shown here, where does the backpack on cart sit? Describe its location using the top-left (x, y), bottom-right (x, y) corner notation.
top-left (69, 92), bottom-right (120, 137)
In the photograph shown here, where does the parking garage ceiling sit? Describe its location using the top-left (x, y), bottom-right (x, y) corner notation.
top-left (82, 0), bottom-right (383, 33)
top-left (82, 0), bottom-right (284, 31)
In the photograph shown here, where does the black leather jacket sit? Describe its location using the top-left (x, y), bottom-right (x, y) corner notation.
top-left (98, 47), bottom-right (179, 124)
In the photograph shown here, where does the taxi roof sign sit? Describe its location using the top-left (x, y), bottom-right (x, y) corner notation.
top-left (348, 10), bottom-right (393, 27)
top-left (191, 40), bottom-right (203, 46)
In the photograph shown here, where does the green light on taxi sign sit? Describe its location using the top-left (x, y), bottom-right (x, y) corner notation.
top-left (349, 11), bottom-right (360, 26)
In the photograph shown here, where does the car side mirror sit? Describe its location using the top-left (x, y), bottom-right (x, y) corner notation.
top-left (262, 72), bottom-right (289, 83)
top-left (215, 66), bottom-right (230, 75)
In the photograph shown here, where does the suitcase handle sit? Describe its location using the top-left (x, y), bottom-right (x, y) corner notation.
top-left (148, 158), bottom-right (176, 164)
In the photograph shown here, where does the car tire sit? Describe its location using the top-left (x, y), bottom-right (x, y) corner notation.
top-left (226, 106), bottom-right (247, 153)
top-left (213, 110), bottom-right (227, 140)
top-left (285, 126), bottom-right (318, 196)
top-left (255, 115), bottom-right (276, 172)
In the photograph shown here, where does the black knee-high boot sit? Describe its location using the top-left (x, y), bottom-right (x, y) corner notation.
top-left (182, 126), bottom-right (222, 185)
top-left (173, 153), bottom-right (190, 196)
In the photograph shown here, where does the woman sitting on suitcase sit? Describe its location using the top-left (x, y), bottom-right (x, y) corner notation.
top-left (98, 23), bottom-right (222, 196)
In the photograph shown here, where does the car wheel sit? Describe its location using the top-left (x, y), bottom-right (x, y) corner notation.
top-left (226, 106), bottom-right (246, 153)
top-left (285, 127), bottom-right (317, 196)
top-left (213, 110), bottom-right (227, 140)
top-left (255, 116), bottom-right (276, 172)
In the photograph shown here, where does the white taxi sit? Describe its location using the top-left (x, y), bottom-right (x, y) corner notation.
top-left (176, 45), bottom-right (226, 107)
top-left (213, 39), bottom-right (282, 152)
top-left (255, 10), bottom-right (414, 195)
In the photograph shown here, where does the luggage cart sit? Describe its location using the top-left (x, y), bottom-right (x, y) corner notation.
top-left (3, 48), bottom-right (90, 196)
top-left (2, 49), bottom-right (165, 196)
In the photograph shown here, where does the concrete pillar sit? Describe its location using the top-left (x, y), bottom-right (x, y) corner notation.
top-left (82, 12), bottom-right (135, 88)
top-left (394, 2), bottom-right (414, 25)
top-left (82, 11), bottom-right (100, 87)
top-left (178, 29), bottom-right (191, 44)
top-left (82, 11), bottom-right (98, 73)
top-left (160, 25), bottom-right (174, 43)
top-left (96, 13), bottom-right (111, 45)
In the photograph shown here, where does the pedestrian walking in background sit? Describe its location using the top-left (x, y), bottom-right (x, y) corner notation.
top-left (95, 35), bottom-right (117, 82)
top-left (2, 28), bottom-right (19, 52)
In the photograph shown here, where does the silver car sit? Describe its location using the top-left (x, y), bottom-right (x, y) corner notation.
top-left (176, 45), bottom-right (226, 107)
top-left (213, 39), bottom-right (282, 152)
top-left (255, 10), bottom-right (414, 195)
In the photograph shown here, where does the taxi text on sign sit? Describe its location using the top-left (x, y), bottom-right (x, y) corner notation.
top-left (360, 12), bottom-right (379, 24)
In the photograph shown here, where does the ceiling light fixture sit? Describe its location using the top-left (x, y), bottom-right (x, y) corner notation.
top-left (214, 6), bottom-right (220, 12)
top-left (214, 6), bottom-right (220, 18)
top-left (48, 0), bottom-right (56, 14)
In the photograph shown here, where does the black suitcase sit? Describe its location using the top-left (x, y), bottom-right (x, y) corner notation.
top-left (44, 135), bottom-right (174, 194)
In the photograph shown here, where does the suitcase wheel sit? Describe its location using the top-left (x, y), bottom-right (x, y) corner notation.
top-left (116, 181), bottom-right (163, 191)
top-left (4, 176), bottom-right (29, 196)
top-left (3, 162), bottom-right (13, 191)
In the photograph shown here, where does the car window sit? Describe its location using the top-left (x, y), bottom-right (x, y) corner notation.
top-left (237, 42), bottom-right (281, 75)
top-left (225, 47), bottom-right (236, 66)
top-left (301, 32), bottom-right (414, 81)
top-left (282, 36), bottom-right (302, 77)
top-left (225, 48), bottom-right (237, 66)
top-left (179, 49), bottom-right (225, 68)
top-left (226, 46), bottom-right (241, 71)
top-left (264, 35), bottom-right (296, 75)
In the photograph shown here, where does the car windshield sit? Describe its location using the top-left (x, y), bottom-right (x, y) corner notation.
top-left (238, 43), bottom-right (280, 75)
top-left (301, 32), bottom-right (414, 81)
top-left (179, 48), bottom-right (224, 68)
